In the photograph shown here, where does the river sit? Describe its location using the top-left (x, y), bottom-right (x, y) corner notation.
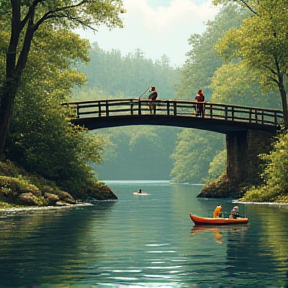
top-left (1, 180), bottom-right (288, 288)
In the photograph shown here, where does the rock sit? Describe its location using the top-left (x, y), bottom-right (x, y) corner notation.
top-left (44, 192), bottom-right (60, 205)
top-left (55, 201), bottom-right (73, 207)
top-left (17, 193), bottom-right (38, 206)
top-left (198, 174), bottom-right (251, 199)
top-left (85, 183), bottom-right (118, 201)
top-left (54, 190), bottom-right (76, 204)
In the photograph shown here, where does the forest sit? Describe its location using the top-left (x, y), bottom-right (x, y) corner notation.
top-left (1, 0), bottom-right (288, 206)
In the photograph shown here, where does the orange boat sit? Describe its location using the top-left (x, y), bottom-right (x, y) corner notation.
top-left (189, 213), bottom-right (249, 225)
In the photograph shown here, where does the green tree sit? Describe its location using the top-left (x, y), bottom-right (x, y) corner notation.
top-left (242, 130), bottom-right (288, 202)
top-left (77, 44), bottom-right (180, 100)
top-left (206, 149), bottom-right (226, 181)
top-left (177, 4), bottom-right (247, 101)
top-left (210, 62), bottom-right (281, 109)
top-left (92, 125), bottom-right (179, 181)
top-left (0, 0), bottom-right (124, 158)
top-left (170, 130), bottom-right (225, 183)
top-left (4, 27), bottom-right (105, 195)
top-left (215, 0), bottom-right (288, 127)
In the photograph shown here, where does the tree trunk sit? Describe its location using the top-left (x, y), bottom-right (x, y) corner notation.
top-left (0, 81), bottom-right (18, 159)
top-left (278, 73), bottom-right (288, 129)
top-left (0, 1), bottom-right (35, 158)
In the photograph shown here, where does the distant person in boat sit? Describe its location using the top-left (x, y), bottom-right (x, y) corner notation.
top-left (148, 86), bottom-right (158, 114)
top-left (213, 204), bottom-right (222, 218)
top-left (138, 189), bottom-right (142, 193)
top-left (195, 89), bottom-right (205, 117)
top-left (230, 206), bottom-right (239, 219)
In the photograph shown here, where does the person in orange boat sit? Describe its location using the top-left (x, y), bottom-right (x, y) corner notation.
top-left (230, 205), bottom-right (239, 219)
top-left (213, 204), bottom-right (222, 218)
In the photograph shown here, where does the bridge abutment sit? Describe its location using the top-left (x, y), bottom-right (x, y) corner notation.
top-left (199, 129), bottom-right (276, 198)
top-left (226, 131), bottom-right (248, 181)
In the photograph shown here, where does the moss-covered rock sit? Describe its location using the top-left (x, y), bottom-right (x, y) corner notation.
top-left (44, 192), bottom-right (60, 205)
top-left (198, 174), bottom-right (251, 199)
top-left (17, 192), bottom-right (39, 206)
top-left (0, 160), bottom-right (117, 208)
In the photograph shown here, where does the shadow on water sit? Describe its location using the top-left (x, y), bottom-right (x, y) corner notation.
top-left (0, 202), bottom-right (116, 288)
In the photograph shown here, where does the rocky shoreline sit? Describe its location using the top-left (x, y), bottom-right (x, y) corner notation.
top-left (0, 175), bottom-right (118, 209)
top-left (197, 174), bottom-right (258, 200)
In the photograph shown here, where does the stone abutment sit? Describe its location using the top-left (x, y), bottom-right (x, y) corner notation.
top-left (199, 129), bottom-right (277, 198)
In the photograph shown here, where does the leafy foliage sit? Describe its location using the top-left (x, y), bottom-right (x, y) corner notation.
top-left (210, 62), bottom-right (281, 108)
top-left (3, 19), bottom-right (105, 196)
top-left (177, 4), bottom-right (247, 101)
top-left (206, 149), bottom-right (226, 181)
top-left (215, 0), bottom-right (288, 127)
top-left (170, 130), bottom-right (225, 183)
top-left (0, 0), bottom-right (125, 157)
top-left (242, 129), bottom-right (288, 202)
top-left (76, 43), bottom-right (180, 100)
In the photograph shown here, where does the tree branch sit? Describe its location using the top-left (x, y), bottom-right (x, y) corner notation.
top-left (33, 1), bottom-right (90, 31)
top-left (238, 0), bottom-right (258, 16)
top-left (263, 64), bottom-right (277, 76)
top-left (19, 0), bottom-right (44, 31)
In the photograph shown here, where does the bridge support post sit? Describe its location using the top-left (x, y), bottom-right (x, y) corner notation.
top-left (199, 129), bottom-right (276, 198)
top-left (226, 131), bottom-right (248, 181)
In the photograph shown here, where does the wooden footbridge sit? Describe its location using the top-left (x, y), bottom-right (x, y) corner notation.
top-left (62, 98), bottom-right (283, 133)
top-left (62, 98), bottom-right (283, 183)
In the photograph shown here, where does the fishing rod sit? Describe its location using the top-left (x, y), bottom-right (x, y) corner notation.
top-left (138, 86), bottom-right (151, 99)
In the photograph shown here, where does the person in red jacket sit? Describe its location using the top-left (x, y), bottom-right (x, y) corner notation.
top-left (148, 86), bottom-right (158, 114)
top-left (195, 89), bottom-right (205, 117)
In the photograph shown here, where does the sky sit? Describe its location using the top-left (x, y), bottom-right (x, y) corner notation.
top-left (79, 0), bottom-right (219, 67)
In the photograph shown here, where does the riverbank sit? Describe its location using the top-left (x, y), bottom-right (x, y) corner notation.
top-left (0, 160), bottom-right (117, 208)
top-left (0, 202), bottom-right (93, 213)
top-left (233, 200), bottom-right (288, 206)
top-left (199, 174), bottom-right (288, 204)
top-left (0, 199), bottom-right (119, 215)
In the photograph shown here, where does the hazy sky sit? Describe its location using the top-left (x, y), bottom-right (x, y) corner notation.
top-left (79, 0), bottom-right (219, 67)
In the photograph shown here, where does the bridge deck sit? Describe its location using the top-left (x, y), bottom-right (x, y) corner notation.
top-left (62, 99), bottom-right (283, 133)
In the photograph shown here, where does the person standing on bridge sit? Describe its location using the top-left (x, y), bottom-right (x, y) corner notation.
top-left (195, 90), bottom-right (205, 118)
top-left (148, 86), bottom-right (158, 114)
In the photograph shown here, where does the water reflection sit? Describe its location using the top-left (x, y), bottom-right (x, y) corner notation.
top-left (2, 182), bottom-right (288, 287)
top-left (191, 224), bottom-right (248, 244)
top-left (0, 202), bottom-right (116, 288)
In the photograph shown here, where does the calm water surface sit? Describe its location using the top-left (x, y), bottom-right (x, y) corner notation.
top-left (1, 181), bottom-right (288, 288)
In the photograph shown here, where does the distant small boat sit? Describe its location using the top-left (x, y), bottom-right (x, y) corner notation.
top-left (189, 213), bottom-right (249, 225)
top-left (133, 191), bottom-right (147, 195)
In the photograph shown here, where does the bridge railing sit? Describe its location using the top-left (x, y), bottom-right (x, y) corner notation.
top-left (62, 98), bottom-right (283, 126)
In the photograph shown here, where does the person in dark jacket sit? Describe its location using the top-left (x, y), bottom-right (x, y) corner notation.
top-left (148, 86), bottom-right (158, 114)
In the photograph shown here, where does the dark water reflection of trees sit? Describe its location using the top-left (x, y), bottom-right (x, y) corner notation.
top-left (0, 203), bottom-right (115, 287)
top-left (225, 205), bottom-right (288, 287)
